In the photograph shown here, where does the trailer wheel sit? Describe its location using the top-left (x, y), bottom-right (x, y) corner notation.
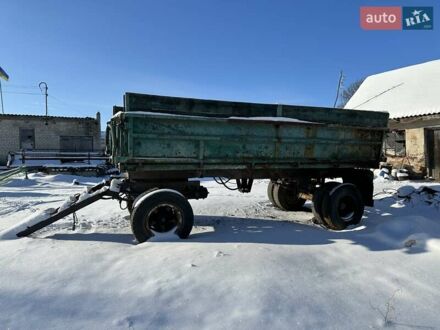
top-left (130, 189), bottom-right (194, 243)
top-left (322, 183), bottom-right (364, 230)
top-left (267, 181), bottom-right (277, 206)
top-left (343, 169), bottom-right (374, 207)
top-left (128, 188), bottom-right (159, 214)
top-left (312, 182), bottom-right (340, 225)
top-left (273, 183), bottom-right (306, 211)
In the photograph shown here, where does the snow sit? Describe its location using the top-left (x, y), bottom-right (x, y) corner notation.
top-left (1, 173), bottom-right (440, 329)
top-left (114, 111), bottom-right (212, 120)
top-left (115, 111), bottom-right (318, 124)
top-left (344, 59), bottom-right (440, 118)
top-left (58, 195), bottom-right (77, 212)
top-left (228, 116), bottom-right (318, 124)
top-left (0, 208), bottom-right (56, 239)
top-left (109, 178), bottom-right (124, 192)
top-left (0, 180), bottom-right (110, 239)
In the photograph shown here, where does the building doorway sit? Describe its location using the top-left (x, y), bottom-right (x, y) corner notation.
top-left (19, 128), bottom-right (35, 150)
top-left (426, 128), bottom-right (440, 180)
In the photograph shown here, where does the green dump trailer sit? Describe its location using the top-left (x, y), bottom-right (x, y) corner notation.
top-left (13, 92), bottom-right (389, 242)
top-left (105, 93), bottom-right (388, 242)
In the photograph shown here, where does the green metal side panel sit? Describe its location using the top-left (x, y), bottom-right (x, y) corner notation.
top-left (108, 111), bottom-right (387, 178)
top-left (124, 93), bottom-right (389, 129)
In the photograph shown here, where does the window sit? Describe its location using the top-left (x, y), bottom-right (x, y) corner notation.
top-left (60, 136), bottom-right (93, 152)
top-left (19, 128), bottom-right (35, 150)
top-left (384, 130), bottom-right (406, 156)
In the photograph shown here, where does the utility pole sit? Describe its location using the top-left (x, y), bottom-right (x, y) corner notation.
top-left (39, 82), bottom-right (48, 123)
top-left (0, 80), bottom-right (4, 114)
top-left (333, 70), bottom-right (344, 108)
top-left (0, 66), bottom-right (9, 114)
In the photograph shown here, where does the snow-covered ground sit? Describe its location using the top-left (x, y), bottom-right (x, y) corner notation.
top-left (1, 173), bottom-right (440, 329)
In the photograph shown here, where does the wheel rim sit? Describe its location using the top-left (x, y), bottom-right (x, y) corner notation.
top-left (146, 203), bottom-right (183, 233)
top-left (338, 196), bottom-right (355, 222)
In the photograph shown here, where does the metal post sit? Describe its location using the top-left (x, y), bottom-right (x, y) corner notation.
top-left (39, 82), bottom-right (48, 123)
top-left (333, 70), bottom-right (344, 108)
top-left (0, 79), bottom-right (4, 114)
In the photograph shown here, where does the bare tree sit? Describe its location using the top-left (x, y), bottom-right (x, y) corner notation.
top-left (338, 78), bottom-right (364, 108)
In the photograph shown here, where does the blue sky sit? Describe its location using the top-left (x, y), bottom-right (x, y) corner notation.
top-left (1, 0), bottom-right (439, 129)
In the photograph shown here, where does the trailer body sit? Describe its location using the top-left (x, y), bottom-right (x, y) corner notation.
top-left (108, 93), bottom-right (388, 180)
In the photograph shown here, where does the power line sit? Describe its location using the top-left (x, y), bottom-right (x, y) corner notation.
top-left (49, 94), bottom-right (68, 105)
top-left (1, 91), bottom-right (41, 95)
top-left (3, 87), bottom-right (39, 92)
top-left (352, 83), bottom-right (404, 109)
top-left (4, 83), bottom-right (38, 89)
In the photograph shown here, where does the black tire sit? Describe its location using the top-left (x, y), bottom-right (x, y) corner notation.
top-left (312, 181), bottom-right (340, 225)
top-left (273, 183), bottom-right (306, 211)
top-left (130, 189), bottom-right (194, 243)
top-left (343, 169), bottom-right (374, 207)
top-left (322, 183), bottom-right (364, 230)
top-left (267, 181), bottom-right (277, 206)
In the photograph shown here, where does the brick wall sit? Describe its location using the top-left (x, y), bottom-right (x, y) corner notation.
top-left (402, 128), bottom-right (426, 176)
top-left (0, 114), bottom-right (101, 165)
top-left (386, 127), bottom-right (427, 178)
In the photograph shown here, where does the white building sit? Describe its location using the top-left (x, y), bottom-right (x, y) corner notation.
top-left (345, 59), bottom-right (440, 180)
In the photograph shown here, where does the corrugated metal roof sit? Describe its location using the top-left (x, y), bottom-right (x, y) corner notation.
top-left (344, 59), bottom-right (440, 119)
top-left (0, 113), bottom-right (96, 121)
